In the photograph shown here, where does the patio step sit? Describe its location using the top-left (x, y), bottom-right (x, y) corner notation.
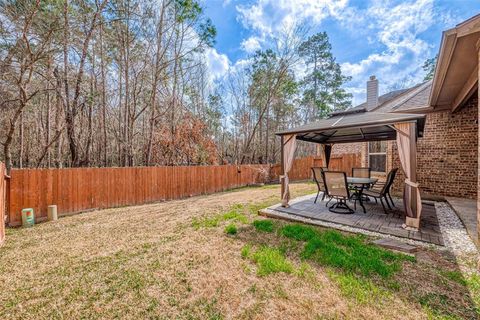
top-left (372, 238), bottom-right (418, 254)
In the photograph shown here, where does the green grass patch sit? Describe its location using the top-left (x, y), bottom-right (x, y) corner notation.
top-left (280, 224), bottom-right (414, 279)
top-left (465, 273), bottom-right (480, 312)
top-left (252, 219), bottom-right (275, 233)
top-left (222, 212), bottom-right (248, 224)
top-left (192, 204), bottom-right (248, 229)
top-left (281, 224), bottom-right (318, 241)
top-left (251, 246), bottom-right (294, 276)
top-left (192, 216), bottom-right (220, 229)
top-left (296, 262), bottom-right (315, 279)
top-left (241, 244), bottom-right (252, 258)
top-left (419, 292), bottom-right (459, 319)
top-left (328, 270), bottom-right (390, 304)
top-left (224, 224), bottom-right (237, 235)
top-left (439, 270), bottom-right (467, 286)
top-left (246, 198), bottom-right (278, 215)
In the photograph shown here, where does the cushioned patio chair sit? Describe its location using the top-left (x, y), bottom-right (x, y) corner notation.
top-left (311, 167), bottom-right (328, 203)
top-left (363, 168), bottom-right (398, 214)
top-left (323, 171), bottom-right (353, 214)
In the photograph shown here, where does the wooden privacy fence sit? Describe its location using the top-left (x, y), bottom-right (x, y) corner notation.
top-left (5, 153), bottom-right (360, 228)
top-left (7, 165), bottom-right (268, 226)
top-left (327, 154), bottom-right (362, 174)
top-left (269, 156), bottom-right (316, 181)
top-left (270, 153), bottom-right (361, 181)
top-left (0, 162), bottom-right (6, 245)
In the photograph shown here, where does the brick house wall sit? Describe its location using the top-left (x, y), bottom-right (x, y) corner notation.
top-left (331, 142), bottom-right (378, 174)
top-left (331, 143), bottom-right (363, 156)
top-left (329, 94), bottom-right (478, 199)
top-left (391, 95), bottom-right (478, 199)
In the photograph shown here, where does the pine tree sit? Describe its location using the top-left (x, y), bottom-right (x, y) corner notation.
top-left (422, 55), bottom-right (437, 81)
top-left (298, 32), bottom-right (352, 120)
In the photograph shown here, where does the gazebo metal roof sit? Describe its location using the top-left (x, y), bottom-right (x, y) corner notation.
top-left (276, 108), bottom-right (426, 144)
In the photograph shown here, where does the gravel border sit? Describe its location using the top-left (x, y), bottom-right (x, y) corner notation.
top-left (435, 201), bottom-right (478, 256)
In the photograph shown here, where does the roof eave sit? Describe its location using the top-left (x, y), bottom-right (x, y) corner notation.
top-left (390, 106), bottom-right (434, 114)
top-left (429, 14), bottom-right (480, 108)
top-left (429, 29), bottom-right (457, 108)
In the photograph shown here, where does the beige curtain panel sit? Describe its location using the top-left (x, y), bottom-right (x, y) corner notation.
top-left (281, 134), bottom-right (297, 207)
top-left (394, 122), bottom-right (422, 220)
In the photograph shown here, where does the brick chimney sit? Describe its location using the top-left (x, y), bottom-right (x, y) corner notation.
top-left (366, 75), bottom-right (379, 110)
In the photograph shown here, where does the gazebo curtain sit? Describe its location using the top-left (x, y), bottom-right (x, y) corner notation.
top-left (395, 122), bottom-right (422, 226)
top-left (281, 134), bottom-right (297, 207)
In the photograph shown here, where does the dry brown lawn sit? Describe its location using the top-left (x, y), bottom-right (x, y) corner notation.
top-left (0, 182), bottom-right (478, 319)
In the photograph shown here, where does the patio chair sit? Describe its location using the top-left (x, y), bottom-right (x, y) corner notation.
top-left (311, 167), bottom-right (328, 203)
top-left (370, 168), bottom-right (398, 208)
top-left (352, 167), bottom-right (371, 178)
top-left (362, 168), bottom-right (398, 214)
top-left (323, 171), bottom-right (354, 214)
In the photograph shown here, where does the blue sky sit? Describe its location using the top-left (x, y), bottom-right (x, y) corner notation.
top-left (202, 0), bottom-right (480, 106)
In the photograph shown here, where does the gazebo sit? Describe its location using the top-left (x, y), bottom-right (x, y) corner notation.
top-left (276, 108), bottom-right (426, 229)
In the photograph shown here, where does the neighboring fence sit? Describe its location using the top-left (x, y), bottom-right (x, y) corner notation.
top-left (7, 165), bottom-right (268, 226)
top-left (0, 162), bottom-right (6, 245)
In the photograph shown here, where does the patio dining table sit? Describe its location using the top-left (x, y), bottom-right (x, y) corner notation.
top-left (346, 177), bottom-right (378, 213)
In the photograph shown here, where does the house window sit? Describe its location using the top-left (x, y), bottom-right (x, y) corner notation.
top-left (368, 141), bottom-right (387, 172)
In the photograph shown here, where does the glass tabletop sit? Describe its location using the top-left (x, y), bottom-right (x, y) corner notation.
top-left (346, 177), bottom-right (378, 185)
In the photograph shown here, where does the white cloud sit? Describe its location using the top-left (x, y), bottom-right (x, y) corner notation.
top-left (339, 0), bottom-right (441, 105)
top-left (240, 36), bottom-right (262, 53)
top-left (205, 47), bottom-right (230, 81)
top-left (236, 0), bottom-right (349, 36)
top-left (234, 0), bottom-right (456, 107)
